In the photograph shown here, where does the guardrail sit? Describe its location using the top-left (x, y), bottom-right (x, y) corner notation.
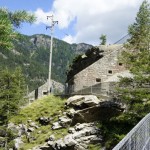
top-left (113, 113), bottom-right (150, 150)
top-left (70, 82), bottom-right (115, 97)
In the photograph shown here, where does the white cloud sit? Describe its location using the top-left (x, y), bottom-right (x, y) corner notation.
top-left (34, 8), bottom-right (52, 25)
top-left (62, 35), bottom-right (74, 44)
top-left (34, 0), bottom-right (144, 45)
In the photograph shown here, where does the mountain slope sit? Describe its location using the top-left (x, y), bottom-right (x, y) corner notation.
top-left (0, 34), bottom-right (93, 91)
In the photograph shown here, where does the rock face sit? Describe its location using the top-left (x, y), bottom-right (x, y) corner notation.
top-left (32, 95), bottom-right (123, 150)
top-left (71, 101), bottom-right (123, 125)
top-left (65, 95), bottom-right (123, 125)
top-left (39, 123), bottom-right (101, 150)
top-left (7, 95), bottom-right (123, 150)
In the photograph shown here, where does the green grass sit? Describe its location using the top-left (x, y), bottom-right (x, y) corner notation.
top-left (88, 144), bottom-right (102, 150)
top-left (10, 95), bottom-right (65, 124)
top-left (10, 95), bottom-right (68, 149)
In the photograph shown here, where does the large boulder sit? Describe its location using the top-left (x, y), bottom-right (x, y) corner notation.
top-left (66, 95), bottom-right (101, 109)
top-left (71, 101), bottom-right (123, 125)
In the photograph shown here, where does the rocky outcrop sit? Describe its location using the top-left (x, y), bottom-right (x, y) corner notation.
top-left (31, 95), bottom-right (123, 150)
top-left (66, 95), bottom-right (101, 109)
top-left (38, 123), bottom-right (101, 150)
top-left (65, 95), bottom-right (123, 125)
top-left (8, 95), bottom-right (124, 150)
top-left (71, 101), bottom-right (123, 125)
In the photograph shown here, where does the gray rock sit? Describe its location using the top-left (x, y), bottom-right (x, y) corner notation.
top-left (29, 122), bottom-right (39, 129)
top-left (71, 101), bottom-right (123, 125)
top-left (38, 117), bottom-right (52, 125)
top-left (74, 144), bottom-right (86, 150)
top-left (64, 134), bottom-right (77, 146)
top-left (47, 123), bottom-right (101, 150)
top-left (74, 123), bottom-right (91, 131)
top-left (14, 137), bottom-right (23, 149)
top-left (27, 127), bottom-right (34, 132)
top-left (37, 131), bottom-right (42, 134)
top-left (55, 139), bottom-right (66, 149)
top-left (28, 119), bottom-right (32, 123)
top-left (33, 143), bottom-right (52, 150)
top-left (68, 127), bottom-right (75, 134)
top-left (47, 140), bottom-right (56, 148)
top-left (49, 135), bottom-right (55, 141)
top-left (58, 116), bottom-right (72, 127)
top-left (66, 108), bottom-right (76, 118)
top-left (52, 122), bottom-right (62, 130)
top-left (66, 95), bottom-right (101, 109)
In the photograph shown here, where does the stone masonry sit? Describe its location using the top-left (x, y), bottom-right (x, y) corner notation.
top-left (67, 44), bottom-right (127, 94)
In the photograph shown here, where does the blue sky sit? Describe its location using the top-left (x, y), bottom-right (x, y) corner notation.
top-left (0, 0), bottom-right (145, 45)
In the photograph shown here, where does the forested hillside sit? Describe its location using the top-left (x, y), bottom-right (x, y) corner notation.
top-left (0, 34), bottom-right (92, 91)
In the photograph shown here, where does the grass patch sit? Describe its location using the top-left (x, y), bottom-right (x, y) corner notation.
top-left (10, 95), bottom-right (68, 149)
top-left (10, 95), bottom-right (66, 124)
top-left (88, 144), bottom-right (102, 150)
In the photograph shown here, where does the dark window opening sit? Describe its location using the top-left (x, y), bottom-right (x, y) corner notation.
top-left (119, 62), bottom-right (123, 66)
top-left (108, 70), bottom-right (112, 74)
top-left (96, 78), bottom-right (101, 82)
top-left (43, 91), bottom-right (47, 95)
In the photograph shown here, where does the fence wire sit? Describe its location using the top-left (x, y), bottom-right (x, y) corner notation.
top-left (113, 113), bottom-right (150, 150)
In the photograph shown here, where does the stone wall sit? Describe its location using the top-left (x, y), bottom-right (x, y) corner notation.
top-left (28, 80), bottom-right (64, 102)
top-left (67, 44), bottom-right (126, 93)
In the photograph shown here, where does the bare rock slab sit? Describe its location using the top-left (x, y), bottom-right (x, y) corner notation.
top-left (66, 95), bottom-right (101, 109)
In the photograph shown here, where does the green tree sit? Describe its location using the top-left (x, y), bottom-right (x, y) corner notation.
top-left (0, 8), bottom-right (35, 149)
top-left (0, 8), bottom-right (35, 50)
top-left (0, 68), bottom-right (26, 125)
top-left (100, 34), bottom-right (107, 45)
top-left (0, 68), bottom-right (26, 149)
top-left (116, 0), bottom-right (150, 124)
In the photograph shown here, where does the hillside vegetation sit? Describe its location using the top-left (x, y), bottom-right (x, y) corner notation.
top-left (0, 34), bottom-right (92, 91)
top-left (10, 95), bottom-right (103, 150)
top-left (10, 95), bottom-right (67, 149)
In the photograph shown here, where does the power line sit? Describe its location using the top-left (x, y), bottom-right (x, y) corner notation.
top-left (113, 34), bottom-right (129, 44)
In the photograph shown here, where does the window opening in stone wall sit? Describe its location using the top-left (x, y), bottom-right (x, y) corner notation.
top-left (108, 70), bottom-right (112, 74)
top-left (96, 78), bottom-right (101, 82)
top-left (43, 91), bottom-right (47, 95)
top-left (119, 62), bottom-right (123, 66)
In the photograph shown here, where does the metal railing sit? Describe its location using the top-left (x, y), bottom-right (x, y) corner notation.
top-left (113, 113), bottom-right (150, 150)
top-left (70, 82), bottom-right (115, 97)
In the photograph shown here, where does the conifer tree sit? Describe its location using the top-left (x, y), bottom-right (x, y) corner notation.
top-left (117, 0), bottom-right (150, 124)
top-left (0, 8), bottom-right (35, 149)
top-left (100, 34), bottom-right (107, 45)
top-left (0, 68), bottom-right (26, 125)
top-left (0, 8), bottom-right (35, 50)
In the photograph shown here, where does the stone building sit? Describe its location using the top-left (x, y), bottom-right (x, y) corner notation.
top-left (28, 80), bottom-right (64, 102)
top-left (66, 44), bottom-right (129, 95)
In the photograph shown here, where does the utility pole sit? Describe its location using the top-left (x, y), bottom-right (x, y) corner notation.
top-left (46, 15), bottom-right (58, 94)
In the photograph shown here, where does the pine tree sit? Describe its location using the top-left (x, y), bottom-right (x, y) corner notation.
top-left (116, 0), bottom-right (150, 124)
top-left (0, 67), bottom-right (26, 125)
top-left (0, 9), bottom-right (14, 50)
top-left (100, 34), bottom-right (107, 45)
top-left (0, 8), bottom-right (35, 50)
top-left (0, 8), bottom-right (35, 148)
